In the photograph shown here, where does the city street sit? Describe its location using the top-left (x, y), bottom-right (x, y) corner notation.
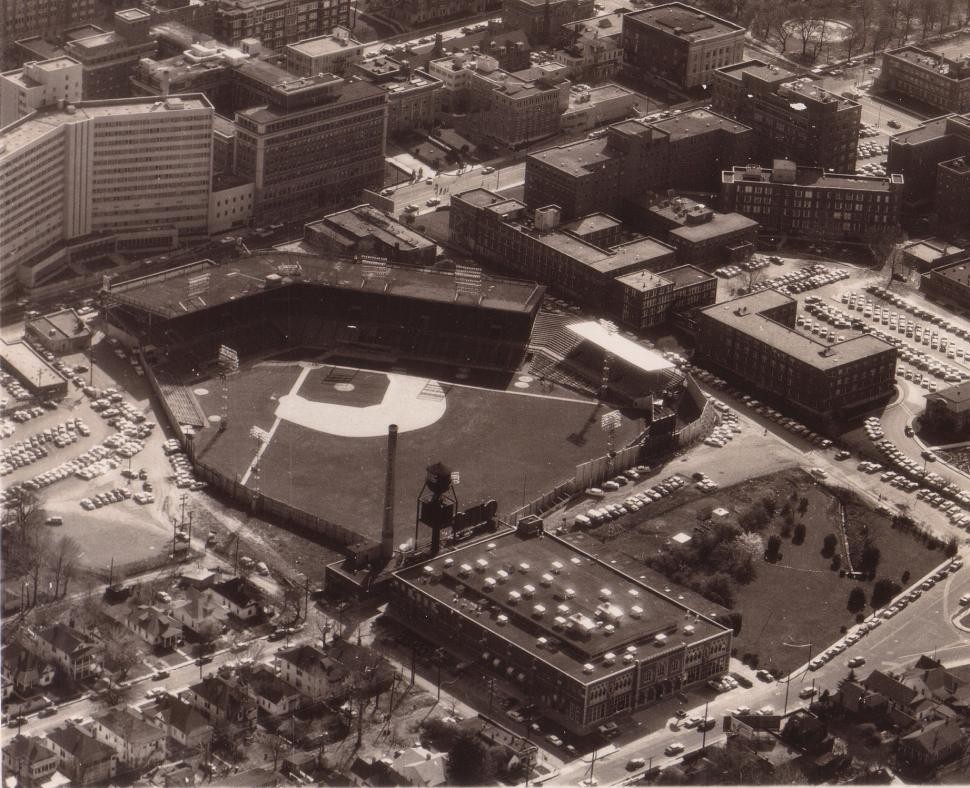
top-left (381, 161), bottom-right (527, 217)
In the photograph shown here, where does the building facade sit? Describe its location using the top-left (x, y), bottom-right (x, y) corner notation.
top-left (285, 26), bottom-right (365, 77)
top-left (373, 0), bottom-right (499, 28)
top-left (878, 46), bottom-right (970, 116)
top-left (921, 257), bottom-right (970, 307)
top-left (350, 58), bottom-right (443, 135)
top-left (923, 382), bottom-right (970, 438)
top-left (305, 204), bottom-right (438, 264)
top-left (0, 0), bottom-right (97, 51)
top-left (64, 10), bottom-right (158, 100)
top-left (721, 161), bottom-right (903, 242)
top-left (25, 309), bottom-right (92, 354)
top-left (0, 57), bottom-right (82, 129)
top-left (503, 0), bottom-right (595, 44)
top-left (622, 2), bottom-right (744, 90)
top-left (713, 60), bottom-right (861, 173)
top-left (389, 528), bottom-right (732, 735)
top-left (695, 290), bottom-right (897, 424)
top-left (887, 112), bottom-right (970, 216)
top-left (642, 196), bottom-right (758, 265)
top-left (213, 0), bottom-right (352, 51)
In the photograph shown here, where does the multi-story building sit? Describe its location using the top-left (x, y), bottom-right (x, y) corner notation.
top-left (695, 290), bottom-right (897, 424)
top-left (31, 624), bottom-right (99, 680)
top-left (560, 83), bottom-right (636, 133)
top-left (137, 0), bottom-right (216, 35)
top-left (713, 60), bottom-right (861, 173)
top-left (0, 57), bottom-right (82, 129)
top-left (0, 0), bottom-right (97, 51)
top-left (451, 189), bottom-right (715, 327)
top-left (305, 204), bottom-right (438, 264)
top-left (64, 10), bottom-right (158, 100)
top-left (389, 526), bottom-right (732, 735)
top-left (720, 160), bottom-right (903, 242)
top-left (44, 724), bottom-right (117, 787)
top-left (923, 382), bottom-right (970, 438)
top-left (89, 708), bottom-right (166, 768)
top-left (350, 57), bottom-right (442, 135)
top-left (212, 0), bottom-right (351, 51)
top-left (525, 110), bottom-right (752, 220)
top-left (921, 257), bottom-right (970, 307)
top-left (233, 74), bottom-right (386, 217)
top-left (2, 736), bottom-right (59, 787)
top-left (878, 46), bottom-right (970, 116)
top-left (429, 53), bottom-right (569, 148)
top-left (935, 154), bottom-right (970, 229)
top-left (373, 0), bottom-right (499, 28)
top-left (556, 10), bottom-right (625, 82)
top-left (887, 113), bottom-right (970, 215)
top-left (0, 94), bottom-right (214, 292)
top-left (285, 26), bottom-right (365, 77)
top-left (642, 196), bottom-right (758, 266)
top-left (504, 0), bottom-right (595, 44)
top-left (622, 2), bottom-right (744, 90)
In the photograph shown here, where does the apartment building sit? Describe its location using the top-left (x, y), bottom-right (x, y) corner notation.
top-left (622, 2), bottom-right (744, 90)
top-left (878, 46), bottom-right (970, 116)
top-left (0, 57), bottom-right (82, 128)
top-left (616, 264), bottom-right (716, 330)
top-left (0, 0), bottom-right (97, 50)
top-left (503, 0), bottom-right (595, 44)
top-left (64, 9), bottom-right (158, 100)
top-left (713, 60), bottom-right (861, 173)
top-left (285, 27), bottom-right (364, 76)
top-left (721, 160), bottom-right (903, 242)
top-left (695, 290), bottom-right (897, 423)
top-left (233, 74), bottom-right (386, 217)
top-left (429, 53), bottom-right (569, 148)
top-left (525, 109), bottom-right (752, 219)
top-left (888, 113), bottom-right (970, 214)
top-left (212, 0), bottom-right (351, 51)
top-left (350, 57), bottom-right (443, 135)
top-left (0, 94), bottom-right (214, 291)
top-left (390, 528), bottom-right (731, 735)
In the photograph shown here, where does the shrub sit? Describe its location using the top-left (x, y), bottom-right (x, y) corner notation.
top-left (847, 586), bottom-right (866, 612)
top-left (872, 578), bottom-right (902, 609)
top-left (831, 554), bottom-right (842, 571)
top-left (945, 536), bottom-right (959, 557)
top-left (792, 522), bottom-right (807, 545)
top-left (766, 535), bottom-right (782, 562)
top-left (821, 533), bottom-right (838, 557)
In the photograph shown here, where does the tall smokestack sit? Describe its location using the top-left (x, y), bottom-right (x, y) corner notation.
top-left (381, 424), bottom-right (398, 562)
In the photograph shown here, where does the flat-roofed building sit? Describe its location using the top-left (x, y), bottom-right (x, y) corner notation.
top-left (622, 2), bottom-right (744, 90)
top-left (903, 238), bottom-right (966, 272)
top-left (351, 57), bottom-right (443, 135)
top-left (0, 94), bottom-right (214, 292)
top-left (208, 174), bottom-right (255, 234)
top-left (936, 154), bottom-right (970, 229)
top-left (25, 308), bottom-right (92, 354)
top-left (0, 0), bottom-right (97, 48)
top-left (556, 11), bottom-right (624, 82)
top-left (0, 57), bottom-right (82, 129)
top-left (305, 204), bottom-right (438, 264)
top-left (0, 340), bottom-right (67, 399)
top-left (695, 290), bottom-right (897, 424)
top-left (560, 83), bottom-right (636, 132)
top-left (921, 257), bottom-right (970, 307)
top-left (887, 113), bottom-right (970, 214)
top-left (721, 160), bottom-right (903, 242)
top-left (64, 10), bottom-right (158, 100)
top-left (504, 0), bottom-right (595, 44)
top-left (616, 264), bottom-right (716, 330)
top-left (525, 109), bottom-right (752, 219)
top-left (389, 527), bottom-right (732, 735)
top-left (285, 27), bottom-right (365, 76)
top-left (712, 60), bottom-right (861, 173)
top-left (641, 195), bottom-right (758, 265)
top-left (924, 382), bottom-right (970, 437)
top-left (878, 46), bottom-right (970, 115)
top-left (213, 0), bottom-right (352, 51)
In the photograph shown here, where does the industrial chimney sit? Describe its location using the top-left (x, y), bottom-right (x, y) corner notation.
top-left (381, 424), bottom-right (398, 562)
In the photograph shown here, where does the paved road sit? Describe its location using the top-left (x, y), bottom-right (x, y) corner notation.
top-left (383, 161), bottom-right (526, 217)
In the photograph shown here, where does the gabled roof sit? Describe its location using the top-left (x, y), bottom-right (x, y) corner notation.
top-left (391, 746), bottom-right (448, 786)
top-left (171, 590), bottom-right (227, 623)
top-left (864, 670), bottom-right (918, 707)
top-left (186, 676), bottom-right (256, 714)
top-left (128, 606), bottom-right (180, 640)
top-left (93, 707), bottom-right (166, 746)
top-left (36, 623), bottom-right (96, 657)
top-left (210, 577), bottom-right (261, 609)
top-left (275, 644), bottom-right (348, 683)
top-left (2, 641), bottom-right (54, 684)
top-left (46, 724), bottom-right (116, 763)
top-left (900, 717), bottom-right (962, 755)
top-left (245, 667), bottom-right (302, 705)
top-left (155, 696), bottom-right (211, 737)
top-left (3, 735), bottom-right (57, 765)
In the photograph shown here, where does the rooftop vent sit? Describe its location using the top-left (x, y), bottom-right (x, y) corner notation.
top-left (533, 604), bottom-right (546, 617)
top-left (604, 652), bottom-right (616, 665)
top-left (443, 558), bottom-right (454, 567)
top-left (583, 663), bottom-right (595, 674)
top-left (540, 572), bottom-right (554, 586)
top-left (497, 614), bottom-right (508, 625)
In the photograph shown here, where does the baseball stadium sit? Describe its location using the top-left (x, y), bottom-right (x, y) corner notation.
top-left (102, 251), bottom-right (702, 553)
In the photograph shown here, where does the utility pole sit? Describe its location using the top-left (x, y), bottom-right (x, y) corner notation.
top-left (701, 698), bottom-right (711, 750)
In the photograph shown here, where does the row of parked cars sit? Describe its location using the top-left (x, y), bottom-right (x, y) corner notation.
top-left (1, 371), bottom-right (31, 402)
top-left (0, 419), bottom-right (90, 476)
top-left (80, 487), bottom-right (132, 510)
top-left (575, 474), bottom-right (686, 527)
top-left (167, 449), bottom-right (206, 491)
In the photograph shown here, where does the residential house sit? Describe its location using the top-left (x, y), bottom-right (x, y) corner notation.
top-left (898, 716), bottom-right (964, 767)
top-left (180, 676), bottom-right (257, 729)
top-left (44, 723), bottom-right (118, 786)
top-left (33, 623), bottom-right (99, 680)
top-left (241, 665), bottom-right (303, 717)
top-left (2, 642), bottom-right (55, 698)
top-left (901, 655), bottom-right (970, 715)
top-left (206, 577), bottom-right (262, 621)
top-left (2, 735), bottom-right (59, 786)
top-left (387, 746), bottom-right (448, 786)
top-left (170, 588), bottom-right (228, 635)
top-left (90, 706), bottom-right (167, 768)
top-left (276, 640), bottom-right (395, 703)
top-left (126, 606), bottom-right (180, 650)
top-left (148, 695), bottom-right (213, 749)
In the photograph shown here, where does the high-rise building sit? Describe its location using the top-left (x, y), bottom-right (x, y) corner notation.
top-left (64, 9), bottom-right (158, 100)
top-left (720, 160), bottom-right (903, 242)
top-left (0, 0), bottom-right (97, 51)
top-left (0, 94), bottom-right (214, 292)
top-left (878, 46), bottom-right (970, 116)
top-left (503, 0), bottom-right (595, 44)
top-left (712, 60), bottom-right (861, 173)
top-left (212, 0), bottom-right (352, 52)
top-left (0, 57), bottom-right (82, 128)
top-left (233, 74), bottom-right (386, 217)
top-left (622, 2), bottom-right (744, 90)
top-left (524, 109), bottom-right (752, 219)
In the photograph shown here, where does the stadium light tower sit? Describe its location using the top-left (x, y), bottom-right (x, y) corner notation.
top-left (217, 345), bottom-right (239, 433)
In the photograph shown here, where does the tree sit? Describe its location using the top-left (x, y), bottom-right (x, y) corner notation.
top-left (702, 572), bottom-right (736, 608)
top-left (98, 623), bottom-right (141, 683)
top-left (447, 730), bottom-right (502, 786)
top-left (762, 496), bottom-right (778, 519)
top-left (47, 536), bottom-right (81, 598)
top-left (901, 569), bottom-right (911, 584)
top-left (734, 532), bottom-right (765, 561)
top-left (945, 536), bottom-right (959, 557)
top-left (792, 522), bottom-right (807, 545)
top-left (766, 535), bottom-right (782, 562)
top-left (739, 505), bottom-right (770, 532)
top-left (797, 496), bottom-right (810, 516)
top-left (821, 533), bottom-right (838, 557)
top-left (859, 540), bottom-right (882, 573)
top-left (872, 577), bottom-right (902, 608)
top-left (847, 586), bottom-right (867, 612)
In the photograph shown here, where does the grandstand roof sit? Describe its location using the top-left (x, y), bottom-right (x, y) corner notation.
top-left (566, 321), bottom-right (674, 373)
top-left (104, 253), bottom-right (544, 319)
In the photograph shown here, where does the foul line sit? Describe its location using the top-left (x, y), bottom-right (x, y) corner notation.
top-left (240, 365), bottom-right (311, 486)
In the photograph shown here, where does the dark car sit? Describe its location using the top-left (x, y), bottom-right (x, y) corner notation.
top-left (153, 670), bottom-right (170, 680)
top-left (38, 707), bottom-right (57, 718)
top-left (267, 629), bottom-right (286, 641)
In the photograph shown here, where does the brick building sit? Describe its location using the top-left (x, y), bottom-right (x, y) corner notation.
top-left (878, 46), bottom-right (970, 116)
top-left (25, 309), bottom-right (92, 354)
top-left (622, 2), bottom-right (744, 90)
top-left (556, 11), bottom-right (625, 82)
top-left (305, 205), bottom-right (438, 265)
top-left (64, 10), bottom-right (158, 100)
top-left (212, 0), bottom-right (351, 52)
top-left (503, 0), bottom-right (595, 44)
top-left (923, 382), bottom-right (970, 438)
top-left (0, 0), bottom-right (97, 52)
top-left (285, 27), bottom-right (365, 77)
top-left (921, 257), bottom-right (970, 308)
top-left (641, 196), bottom-right (758, 266)
top-left (350, 57), bottom-right (442, 135)
top-left (373, 0), bottom-right (499, 28)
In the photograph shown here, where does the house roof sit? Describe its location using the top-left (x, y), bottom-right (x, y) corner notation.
top-left (276, 644), bottom-right (349, 684)
top-left (2, 641), bottom-right (54, 684)
top-left (185, 675), bottom-right (255, 714)
top-left (246, 666), bottom-right (302, 704)
top-left (45, 724), bottom-right (116, 763)
top-left (171, 591), bottom-right (227, 623)
top-left (36, 623), bottom-right (96, 657)
top-left (155, 696), bottom-right (211, 737)
top-left (3, 735), bottom-right (57, 765)
top-left (210, 577), bottom-right (261, 609)
top-left (391, 746), bottom-right (448, 786)
top-left (864, 670), bottom-right (918, 707)
top-left (900, 717), bottom-right (962, 755)
top-left (93, 707), bottom-right (166, 746)
top-left (129, 606), bottom-right (180, 640)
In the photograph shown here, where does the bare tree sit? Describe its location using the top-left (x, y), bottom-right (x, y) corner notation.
top-left (47, 536), bottom-right (81, 598)
top-left (98, 622), bottom-right (142, 682)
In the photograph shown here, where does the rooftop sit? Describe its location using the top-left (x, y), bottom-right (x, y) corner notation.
top-left (105, 251), bottom-right (543, 318)
top-left (889, 114), bottom-right (952, 146)
top-left (311, 205), bottom-right (435, 252)
top-left (627, 2), bottom-right (744, 41)
top-left (904, 239), bottom-right (964, 263)
top-left (659, 264), bottom-right (715, 288)
top-left (529, 137), bottom-right (615, 177)
top-left (28, 308), bottom-right (90, 342)
top-left (699, 291), bottom-right (895, 370)
top-left (93, 707), bottom-right (165, 745)
top-left (931, 259), bottom-right (970, 286)
top-left (715, 59), bottom-right (794, 84)
top-left (566, 11), bottom-right (626, 39)
top-left (889, 46), bottom-right (970, 79)
top-left (568, 320), bottom-right (674, 372)
top-left (561, 212), bottom-right (621, 237)
top-left (0, 340), bottom-right (65, 389)
top-left (566, 83), bottom-right (633, 110)
top-left (287, 33), bottom-right (363, 58)
top-left (0, 95), bottom-right (212, 159)
top-left (1, 57), bottom-right (80, 90)
top-left (14, 38), bottom-right (67, 60)
top-left (650, 109), bottom-right (750, 141)
top-left (668, 212), bottom-right (759, 242)
top-left (725, 164), bottom-right (901, 192)
top-left (235, 78), bottom-right (384, 124)
top-left (613, 268), bottom-right (672, 292)
top-left (394, 530), bottom-right (727, 685)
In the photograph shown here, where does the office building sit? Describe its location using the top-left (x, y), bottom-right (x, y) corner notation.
top-left (887, 113), bottom-right (970, 215)
top-left (935, 155), bottom-right (970, 229)
top-left (921, 257), bottom-right (970, 307)
top-left (713, 60), bottom-right (861, 173)
top-left (350, 57), bottom-right (443, 135)
top-left (212, 0), bottom-right (351, 51)
top-left (642, 196), bottom-right (758, 265)
top-left (622, 2), bottom-right (744, 90)
top-left (0, 94), bottom-right (214, 292)
top-left (64, 9), bottom-right (158, 100)
top-left (0, 0), bottom-right (97, 49)
top-left (451, 189), bottom-right (715, 328)
top-left (233, 74), bottom-right (386, 217)
top-left (208, 174), bottom-right (255, 233)
top-left (285, 27), bottom-right (364, 77)
top-left (504, 0), bottom-right (595, 44)
top-left (525, 110), bottom-right (752, 220)
top-left (560, 83), bottom-right (636, 132)
top-left (389, 527), bottom-right (732, 735)
top-left (305, 204), bottom-right (438, 265)
top-left (0, 57), bottom-right (82, 128)
top-left (429, 53), bottom-right (570, 148)
top-left (696, 291), bottom-right (897, 423)
top-left (721, 161), bottom-right (903, 242)
top-left (878, 46), bottom-right (970, 116)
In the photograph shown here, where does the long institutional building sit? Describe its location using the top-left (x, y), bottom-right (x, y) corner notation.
top-left (390, 526), bottom-right (732, 735)
top-left (878, 46), bottom-right (970, 115)
top-left (0, 94), bottom-right (214, 293)
top-left (696, 291), bottom-right (897, 423)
